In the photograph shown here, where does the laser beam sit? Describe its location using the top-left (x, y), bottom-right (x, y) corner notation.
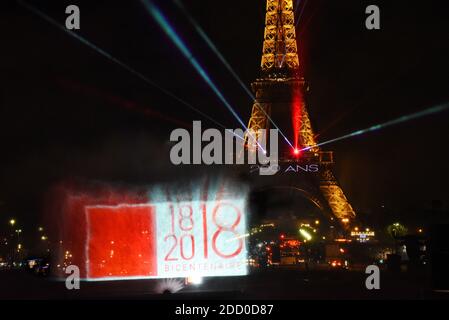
top-left (300, 103), bottom-right (449, 152)
top-left (173, 0), bottom-right (294, 150)
top-left (173, 0), bottom-right (253, 99)
top-left (294, 0), bottom-right (302, 17)
top-left (141, 0), bottom-right (264, 151)
top-left (295, 0), bottom-right (308, 29)
top-left (17, 0), bottom-right (244, 141)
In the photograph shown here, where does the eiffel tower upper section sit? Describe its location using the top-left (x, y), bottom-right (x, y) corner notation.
top-left (247, 0), bottom-right (357, 223)
top-left (261, 0), bottom-right (300, 79)
top-left (247, 0), bottom-right (318, 154)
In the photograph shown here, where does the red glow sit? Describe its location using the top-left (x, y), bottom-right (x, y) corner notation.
top-left (291, 88), bottom-right (304, 152)
top-left (46, 180), bottom-right (248, 280)
top-left (58, 78), bottom-right (191, 128)
top-left (87, 205), bottom-right (157, 279)
top-left (45, 183), bottom-right (149, 279)
top-left (285, 240), bottom-right (300, 246)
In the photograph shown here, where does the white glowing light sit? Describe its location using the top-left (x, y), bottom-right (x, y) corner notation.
top-left (187, 275), bottom-right (203, 285)
top-left (155, 200), bottom-right (248, 279)
top-left (155, 278), bottom-right (184, 294)
top-left (299, 229), bottom-right (312, 241)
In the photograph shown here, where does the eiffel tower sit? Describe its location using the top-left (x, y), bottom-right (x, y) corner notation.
top-left (246, 0), bottom-right (356, 227)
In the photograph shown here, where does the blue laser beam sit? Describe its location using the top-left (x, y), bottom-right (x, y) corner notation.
top-left (294, 0), bottom-right (302, 17)
top-left (173, 0), bottom-right (294, 150)
top-left (173, 0), bottom-right (253, 99)
top-left (141, 0), bottom-right (264, 152)
top-left (17, 0), bottom-right (245, 141)
top-left (300, 103), bottom-right (449, 152)
top-left (295, 0), bottom-right (308, 29)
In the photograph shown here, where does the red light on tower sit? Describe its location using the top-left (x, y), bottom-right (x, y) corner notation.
top-left (292, 88), bottom-right (303, 155)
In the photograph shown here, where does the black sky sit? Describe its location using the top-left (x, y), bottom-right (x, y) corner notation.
top-left (0, 0), bottom-right (448, 230)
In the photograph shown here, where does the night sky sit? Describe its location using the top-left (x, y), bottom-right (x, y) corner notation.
top-left (0, 0), bottom-right (448, 232)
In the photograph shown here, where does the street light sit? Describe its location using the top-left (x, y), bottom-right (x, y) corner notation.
top-left (9, 219), bottom-right (16, 226)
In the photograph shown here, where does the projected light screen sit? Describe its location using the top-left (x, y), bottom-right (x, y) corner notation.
top-left (53, 185), bottom-right (248, 281)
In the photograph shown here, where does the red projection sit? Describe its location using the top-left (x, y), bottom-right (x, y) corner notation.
top-left (45, 183), bottom-right (150, 280)
top-left (46, 180), bottom-right (248, 281)
top-left (292, 87), bottom-right (303, 155)
top-left (86, 205), bottom-right (157, 279)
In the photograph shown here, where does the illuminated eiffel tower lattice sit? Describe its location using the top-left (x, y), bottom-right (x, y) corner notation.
top-left (246, 0), bottom-right (356, 225)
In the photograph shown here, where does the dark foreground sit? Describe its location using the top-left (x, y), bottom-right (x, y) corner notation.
top-left (1, 268), bottom-right (448, 300)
